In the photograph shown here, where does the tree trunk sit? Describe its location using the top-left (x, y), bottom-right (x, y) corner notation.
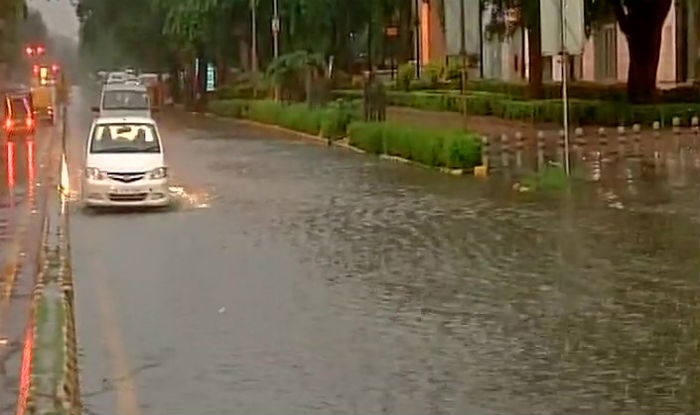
top-left (626, 24), bottom-right (664, 103)
top-left (611, 0), bottom-right (672, 103)
top-left (527, 26), bottom-right (543, 99)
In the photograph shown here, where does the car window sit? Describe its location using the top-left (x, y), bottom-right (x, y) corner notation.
top-left (101, 91), bottom-right (149, 110)
top-left (90, 123), bottom-right (161, 154)
top-left (9, 97), bottom-right (28, 119)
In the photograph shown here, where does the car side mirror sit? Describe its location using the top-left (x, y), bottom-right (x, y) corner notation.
top-left (91, 106), bottom-right (99, 113)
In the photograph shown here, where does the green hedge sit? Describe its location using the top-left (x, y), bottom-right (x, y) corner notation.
top-left (348, 122), bottom-right (481, 169)
top-left (332, 90), bottom-right (700, 126)
top-left (208, 99), bottom-right (250, 118)
top-left (441, 79), bottom-right (699, 103)
top-left (207, 99), bottom-right (359, 139)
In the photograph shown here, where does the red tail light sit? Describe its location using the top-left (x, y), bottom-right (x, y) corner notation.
top-left (25, 117), bottom-right (33, 129)
top-left (4, 119), bottom-right (13, 131)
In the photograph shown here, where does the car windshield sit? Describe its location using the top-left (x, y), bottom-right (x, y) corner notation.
top-left (9, 97), bottom-right (28, 119)
top-left (90, 123), bottom-right (160, 153)
top-left (102, 90), bottom-right (149, 110)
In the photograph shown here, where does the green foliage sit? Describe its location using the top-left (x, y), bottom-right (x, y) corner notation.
top-left (320, 99), bottom-right (361, 139)
top-left (348, 122), bottom-right (482, 169)
top-left (520, 166), bottom-right (570, 192)
top-left (397, 63), bottom-right (414, 91)
top-left (336, 89), bottom-right (700, 126)
top-left (424, 62), bottom-right (443, 88)
top-left (208, 99), bottom-right (250, 117)
top-left (208, 99), bottom-right (359, 139)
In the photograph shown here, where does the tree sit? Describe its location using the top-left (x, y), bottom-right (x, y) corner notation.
top-left (608, 0), bottom-right (673, 102)
top-left (484, 0), bottom-right (543, 97)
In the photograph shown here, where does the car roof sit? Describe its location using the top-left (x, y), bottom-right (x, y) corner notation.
top-left (101, 83), bottom-right (147, 92)
top-left (94, 116), bottom-right (156, 125)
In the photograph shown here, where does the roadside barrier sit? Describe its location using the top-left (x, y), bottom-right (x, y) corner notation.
top-left (477, 120), bottom-right (700, 181)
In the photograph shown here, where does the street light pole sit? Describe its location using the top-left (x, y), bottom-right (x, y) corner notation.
top-left (459, 0), bottom-right (467, 94)
top-left (560, 0), bottom-right (570, 176)
top-left (414, 0), bottom-right (421, 79)
top-left (273, 0), bottom-right (280, 59)
top-left (251, 0), bottom-right (258, 73)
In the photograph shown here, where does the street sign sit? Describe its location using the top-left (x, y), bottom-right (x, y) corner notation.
top-left (206, 63), bottom-right (216, 92)
top-left (385, 25), bottom-right (399, 37)
top-left (540, 0), bottom-right (585, 56)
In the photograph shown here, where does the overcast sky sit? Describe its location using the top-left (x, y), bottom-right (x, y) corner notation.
top-left (27, 0), bottom-right (79, 41)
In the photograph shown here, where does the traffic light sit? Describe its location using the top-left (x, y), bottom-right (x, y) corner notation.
top-left (25, 47), bottom-right (33, 56)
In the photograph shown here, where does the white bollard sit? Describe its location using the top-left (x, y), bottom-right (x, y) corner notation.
top-left (652, 121), bottom-right (661, 158)
top-left (500, 134), bottom-right (510, 168)
top-left (632, 123), bottom-right (641, 156)
top-left (617, 125), bottom-right (626, 157)
top-left (536, 131), bottom-right (546, 170)
top-left (573, 127), bottom-right (584, 159)
top-left (481, 136), bottom-right (490, 171)
top-left (514, 131), bottom-right (524, 168)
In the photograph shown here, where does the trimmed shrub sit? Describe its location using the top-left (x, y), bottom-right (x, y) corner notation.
top-left (397, 63), bottom-right (414, 91)
top-left (208, 99), bottom-right (250, 118)
top-left (348, 122), bottom-right (481, 169)
top-left (210, 99), bottom-right (359, 139)
top-left (424, 62), bottom-right (443, 88)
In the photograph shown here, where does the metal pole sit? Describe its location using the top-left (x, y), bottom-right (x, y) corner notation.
top-left (273, 0), bottom-right (280, 59)
top-left (560, 0), bottom-right (570, 176)
top-left (415, 0), bottom-right (421, 79)
top-left (251, 0), bottom-right (258, 73)
top-left (459, 0), bottom-right (467, 94)
top-left (478, 0), bottom-right (484, 79)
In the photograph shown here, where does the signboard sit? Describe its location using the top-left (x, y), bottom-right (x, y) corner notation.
top-left (206, 63), bottom-right (216, 92)
top-left (385, 25), bottom-right (399, 37)
top-left (540, 0), bottom-right (585, 55)
top-left (444, 0), bottom-right (481, 56)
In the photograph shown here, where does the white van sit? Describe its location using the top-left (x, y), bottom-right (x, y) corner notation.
top-left (83, 117), bottom-right (169, 207)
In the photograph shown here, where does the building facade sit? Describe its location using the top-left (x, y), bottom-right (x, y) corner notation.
top-left (419, 0), bottom-right (700, 86)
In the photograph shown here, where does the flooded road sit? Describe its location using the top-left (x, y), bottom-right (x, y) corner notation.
top-left (64, 89), bottom-right (699, 414)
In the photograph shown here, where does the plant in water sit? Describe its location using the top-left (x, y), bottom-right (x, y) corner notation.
top-left (518, 165), bottom-right (570, 192)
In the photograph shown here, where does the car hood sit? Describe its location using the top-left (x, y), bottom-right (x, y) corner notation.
top-left (86, 153), bottom-right (164, 173)
top-left (99, 109), bottom-right (151, 118)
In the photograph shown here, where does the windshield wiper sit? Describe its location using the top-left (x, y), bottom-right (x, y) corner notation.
top-left (92, 147), bottom-right (139, 153)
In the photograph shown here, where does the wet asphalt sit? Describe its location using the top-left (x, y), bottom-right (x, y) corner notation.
top-left (56, 88), bottom-right (700, 414)
top-left (0, 115), bottom-right (62, 412)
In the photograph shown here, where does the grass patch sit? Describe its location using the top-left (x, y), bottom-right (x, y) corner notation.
top-left (348, 122), bottom-right (481, 169)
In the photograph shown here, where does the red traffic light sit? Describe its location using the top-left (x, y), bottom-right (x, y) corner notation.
top-left (25, 47), bottom-right (33, 56)
top-left (36, 46), bottom-right (45, 55)
top-left (51, 64), bottom-right (59, 72)
top-left (32, 65), bottom-right (39, 74)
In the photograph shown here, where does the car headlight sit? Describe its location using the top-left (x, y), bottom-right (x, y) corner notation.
top-left (85, 167), bottom-right (106, 180)
top-left (149, 167), bottom-right (168, 179)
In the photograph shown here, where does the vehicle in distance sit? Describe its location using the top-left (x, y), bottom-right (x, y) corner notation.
top-left (94, 83), bottom-right (152, 118)
top-left (106, 71), bottom-right (127, 84)
top-left (83, 117), bottom-right (169, 207)
top-left (2, 87), bottom-right (35, 136)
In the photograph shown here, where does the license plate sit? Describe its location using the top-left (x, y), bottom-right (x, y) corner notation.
top-left (111, 188), bottom-right (143, 195)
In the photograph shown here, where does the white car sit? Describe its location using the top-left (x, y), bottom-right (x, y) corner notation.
top-left (94, 83), bottom-right (152, 118)
top-left (83, 117), bottom-right (169, 207)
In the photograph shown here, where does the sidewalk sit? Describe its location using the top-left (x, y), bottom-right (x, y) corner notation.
top-left (387, 106), bottom-right (559, 139)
